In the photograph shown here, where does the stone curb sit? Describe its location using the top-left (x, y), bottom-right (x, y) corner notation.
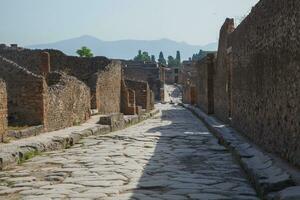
top-left (0, 109), bottom-right (159, 171)
top-left (181, 104), bottom-right (297, 200)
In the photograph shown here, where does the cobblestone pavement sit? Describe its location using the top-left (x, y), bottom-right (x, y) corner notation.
top-left (0, 104), bottom-right (258, 200)
top-left (0, 86), bottom-right (259, 200)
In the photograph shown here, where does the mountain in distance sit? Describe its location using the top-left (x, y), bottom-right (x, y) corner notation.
top-left (27, 35), bottom-right (218, 60)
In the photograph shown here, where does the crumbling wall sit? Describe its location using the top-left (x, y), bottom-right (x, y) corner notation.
top-left (0, 48), bottom-right (43, 74)
top-left (215, 18), bottom-right (235, 122)
top-left (0, 49), bottom-right (110, 78)
top-left (0, 56), bottom-right (47, 126)
top-left (95, 61), bottom-right (122, 114)
top-left (121, 80), bottom-right (136, 115)
top-left (181, 61), bottom-right (198, 105)
top-left (0, 80), bottom-right (7, 142)
top-left (46, 72), bottom-right (90, 131)
top-left (196, 54), bottom-right (216, 114)
top-left (125, 79), bottom-right (152, 112)
top-left (229, 0), bottom-right (300, 166)
top-left (123, 62), bottom-right (162, 100)
top-left (0, 48), bottom-right (122, 114)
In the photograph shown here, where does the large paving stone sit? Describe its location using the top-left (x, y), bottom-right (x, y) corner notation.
top-left (0, 98), bottom-right (258, 200)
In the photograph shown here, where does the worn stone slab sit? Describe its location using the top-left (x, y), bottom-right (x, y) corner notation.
top-left (274, 186), bottom-right (300, 200)
top-left (0, 101), bottom-right (258, 199)
top-left (0, 109), bottom-right (158, 170)
top-left (182, 104), bottom-right (295, 199)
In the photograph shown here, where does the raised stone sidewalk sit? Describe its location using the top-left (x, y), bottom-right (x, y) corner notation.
top-left (0, 109), bottom-right (159, 171)
top-left (182, 104), bottom-right (300, 200)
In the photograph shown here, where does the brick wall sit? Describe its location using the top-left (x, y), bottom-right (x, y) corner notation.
top-left (46, 72), bottom-right (90, 131)
top-left (214, 18), bottom-right (235, 122)
top-left (0, 80), bottom-right (7, 142)
top-left (0, 56), bottom-right (47, 126)
top-left (196, 54), bottom-right (216, 114)
top-left (125, 79), bottom-right (152, 112)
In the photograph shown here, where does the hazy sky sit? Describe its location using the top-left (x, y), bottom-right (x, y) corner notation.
top-left (0, 0), bottom-right (259, 46)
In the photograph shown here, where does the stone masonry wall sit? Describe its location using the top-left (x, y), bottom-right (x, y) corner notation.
top-left (0, 49), bottom-right (122, 114)
top-left (46, 72), bottom-right (91, 131)
top-left (214, 18), bottom-right (235, 122)
top-left (123, 62), bottom-right (161, 100)
top-left (0, 56), bottom-right (47, 126)
top-left (121, 79), bottom-right (136, 115)
top-left (228, 0), bottom-right (300, 166)
top-left (196, 54), bottom-right (216, 114)
top-left (96, 61), bottom-right (122, 114)
top-left (0, 80), bottom-right (7, 142)
top-left (0, 49), bottom-right (110, 79)
top-left (125, 79), bottom-right (151, 112)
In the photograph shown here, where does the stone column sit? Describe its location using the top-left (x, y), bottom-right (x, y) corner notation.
top-left (40, 52), bottom-right (51, 76)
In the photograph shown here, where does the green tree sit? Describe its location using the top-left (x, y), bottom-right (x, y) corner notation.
top-left (76, 46), bottom-right (93, 58)
top-left (175, 50), bottom-right (181, 68)
top-left (158, 51), bottom-right (166, 65)
top-left (176, 51), bottom-right (181, 63)
top-left (151, 55), bottom-right (156, 62)
top-left (134, 50), bottom-right (151, 62)
top-left (168, 56), bottom-right (176, 67)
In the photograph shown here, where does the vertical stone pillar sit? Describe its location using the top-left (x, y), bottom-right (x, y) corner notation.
top-left (40, 52), bottom-right (51, 76)
top-left (0, 80), bottom-right (7, 143)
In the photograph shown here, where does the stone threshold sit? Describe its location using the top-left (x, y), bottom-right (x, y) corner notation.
top-left (0, 109), bottom-right (159, 171)
top-left (181, 103), bottom-right (300, 200)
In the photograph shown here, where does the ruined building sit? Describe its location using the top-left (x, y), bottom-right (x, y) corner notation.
top-left (0, 48), bottom-right (121, 114)
top-left (0, 46), bottom-right (158, 142)
top-left (195, 54), bottom-right (216, 115)
top-left (0, 54), bottom-right (90, 132)
top-left (122, 61), bottom-right (165, 101)
top-left (185, 0), bottom-right (300, 167)
top-left (181, 60), bottom-right (197, 105)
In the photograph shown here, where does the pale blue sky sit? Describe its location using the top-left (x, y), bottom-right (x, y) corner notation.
top-left (0, 0), bottom-right (259, 46)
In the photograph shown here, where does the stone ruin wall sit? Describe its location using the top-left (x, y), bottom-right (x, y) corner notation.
top-left (123, 65), bottom-right (161, 100)
top-left (95, 61), bottom-right (122, 114)
top-left (181, 62), bottom-right (198, 105)
top-left (121, 79), bottom-right (136, 115)
top-left (0, 54), bottom-right (92, 134)
top-left (0, 80), bottom-right (7, 142)
top-left (46, 72), bottom-right (91, 131)
top-left (0, 49), bottom-right (122, 114)
top-left (0, 56), bottom-right (47, 127)
top-left (125, 79), bottom-right (152, 112)
top-left (214, 18), bottom-right (235, 122)
top-left (49, 53), bottom-right (122, 114)
top-left (226, 0), bottom-right (300, 167)
top-left (196, 54), bottom-right (216, 114)
top-left (0, 49), bottom-right (110, 79)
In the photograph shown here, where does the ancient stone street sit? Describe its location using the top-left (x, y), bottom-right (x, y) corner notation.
top-left (0, 88), bottom-right (258, 199)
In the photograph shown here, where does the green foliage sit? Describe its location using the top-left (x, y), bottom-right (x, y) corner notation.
top-left (176, 51), bottom-right (181, 63)
top-left (167, 56), bottom-right (176, 67)
top-left (167, 50), bottom-right (181, 68)
top-left (158, 51), bottom-right (166, 65)
top-left (192, 49), bottom-right (208, 61)
top-left (76, 46), bottom-right (93, 58)
top-left (151, 55), bottom-right (156, 62)
top-left (134, 50), bottom-right (151, 62)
